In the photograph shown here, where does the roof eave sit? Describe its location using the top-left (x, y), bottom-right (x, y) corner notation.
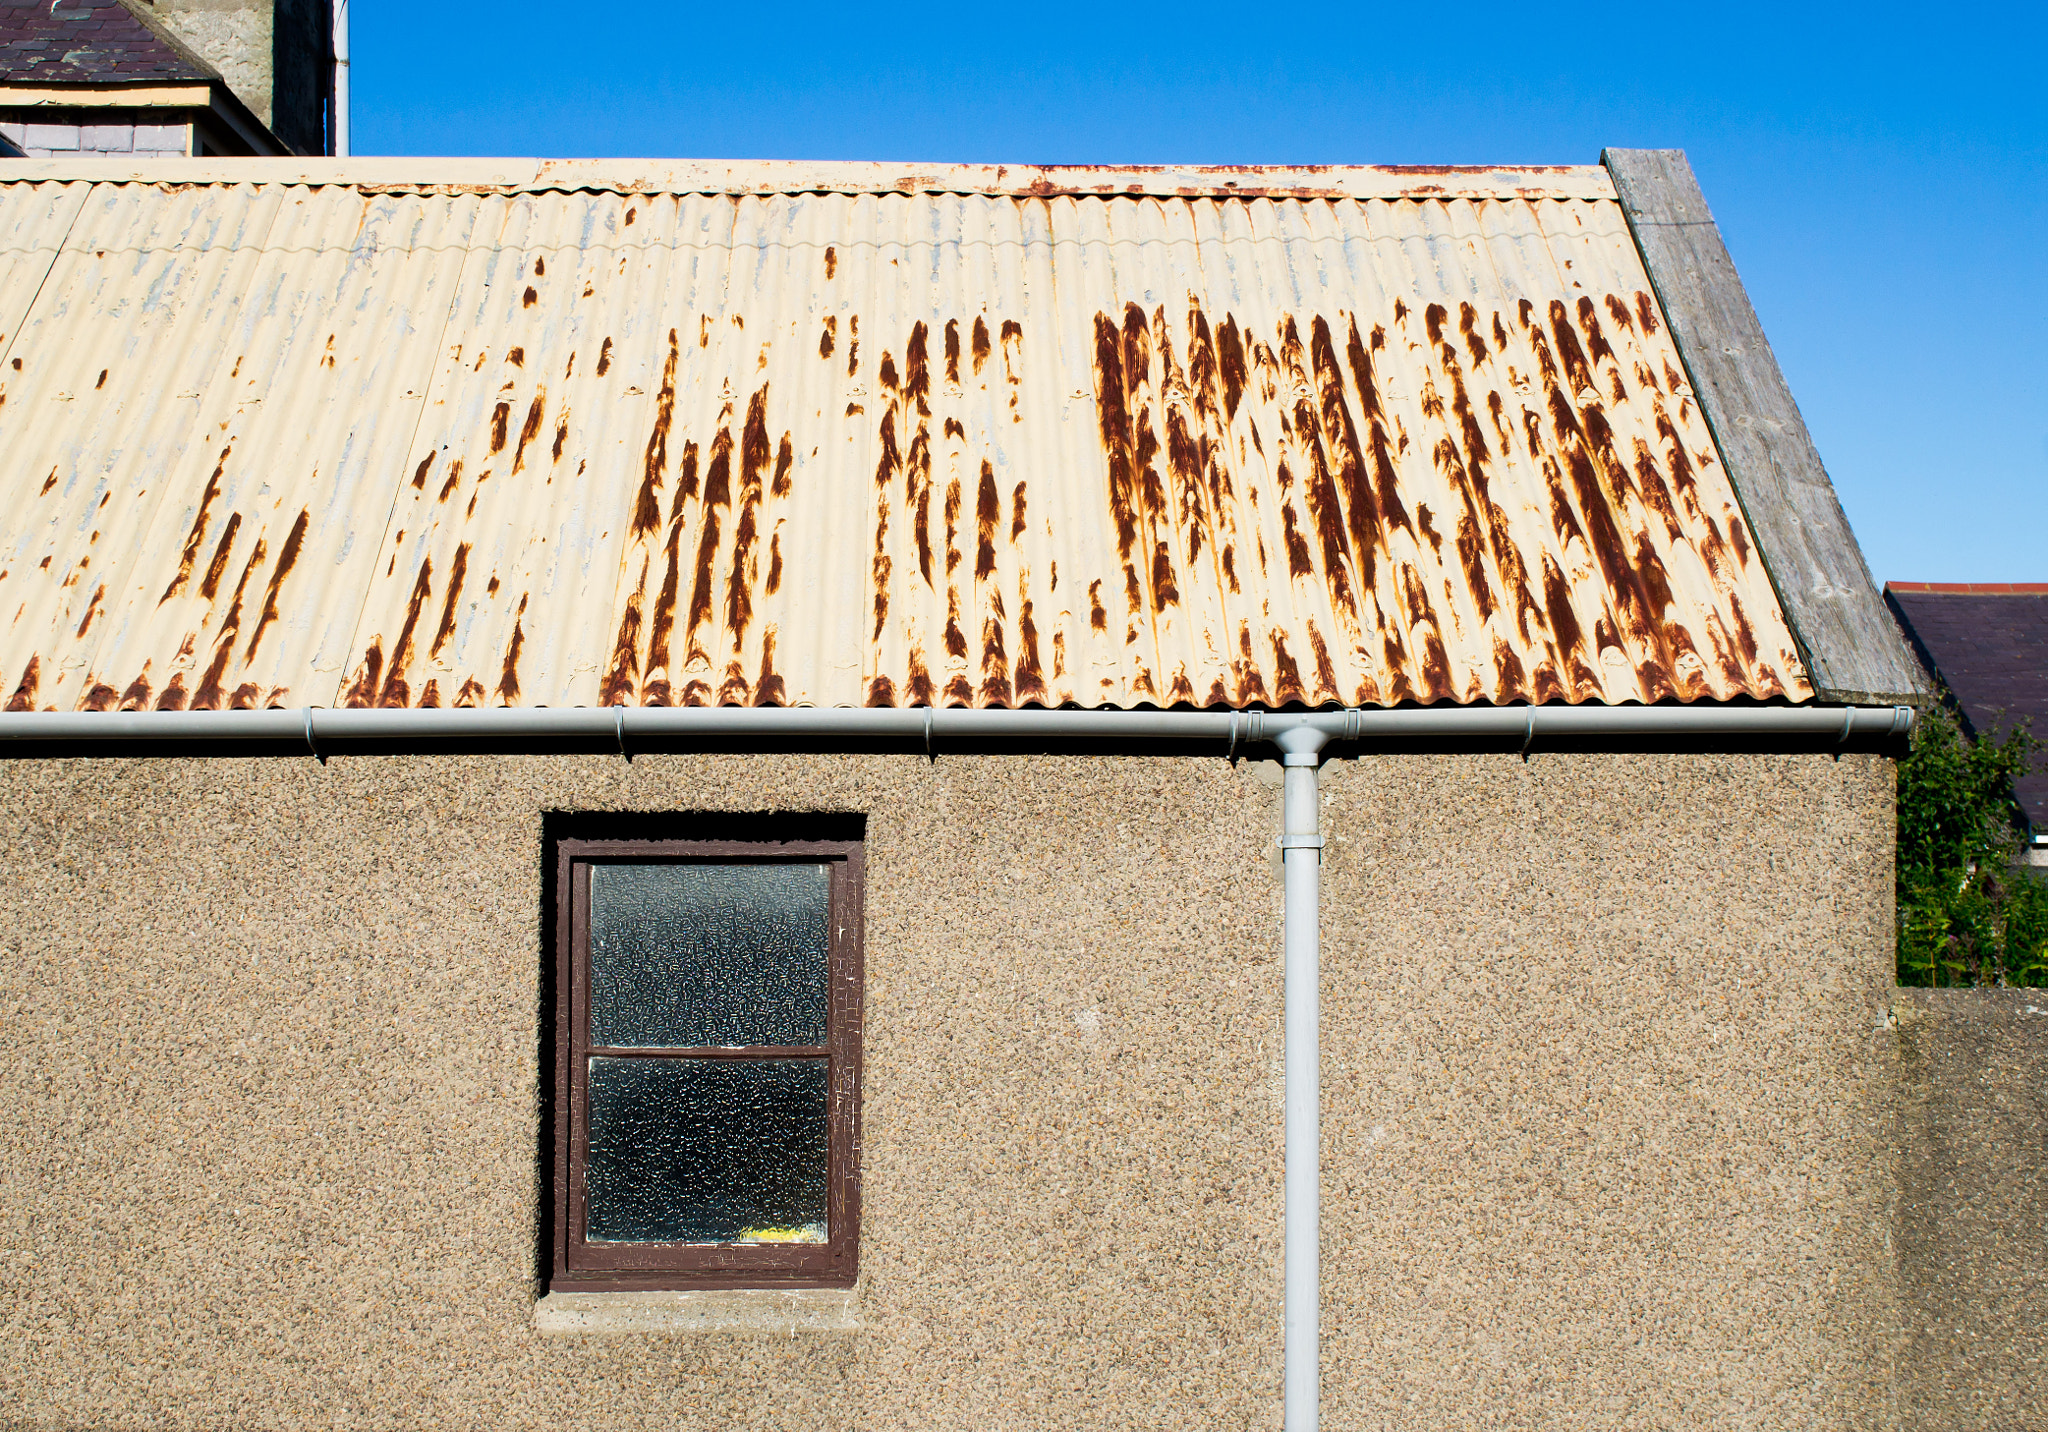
top-left (0, 79), bottom-right (292, 156)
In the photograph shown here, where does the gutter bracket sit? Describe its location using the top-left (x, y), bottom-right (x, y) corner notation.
top-left (616, 707), bottom-right (630, 762)
top-left (304, 707), bottom-right (323, 765)
top-left (924, 706), bottom-right (935, 764)
top-left (1520, 706), bottom-right (1537, 762)
top-left (1832, 706), bottom-right (1855, 759)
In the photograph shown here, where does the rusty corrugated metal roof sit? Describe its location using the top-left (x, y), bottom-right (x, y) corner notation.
top-left (0, 163), bottom-right (1812, 712)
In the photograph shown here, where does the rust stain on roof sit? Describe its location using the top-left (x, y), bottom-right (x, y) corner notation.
top-left (0, 171), bottom-right (1808, 711)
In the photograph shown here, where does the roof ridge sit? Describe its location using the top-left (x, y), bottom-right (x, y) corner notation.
top-left (1887, 582), bottom-right (2048, 595)
top-left (0, 156), bottom-right (1620, 202)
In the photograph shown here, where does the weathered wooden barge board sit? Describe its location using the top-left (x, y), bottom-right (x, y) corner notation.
top-left (1605, 146), bottom-right (1928, 707)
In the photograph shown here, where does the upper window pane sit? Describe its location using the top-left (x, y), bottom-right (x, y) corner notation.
top-left (588, 862), bottom-right (830, 1048)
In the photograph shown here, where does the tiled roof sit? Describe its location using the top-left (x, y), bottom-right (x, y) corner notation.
top-left (0, 1), bottom-right (215, 86)
top-left (1887, 583), bottom-right (2048, 828)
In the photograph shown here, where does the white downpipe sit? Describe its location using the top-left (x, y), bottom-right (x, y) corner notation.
top-left (1275, 724), bottom-right (1329, 1432)
top-left (331, 0), bottom-right (350, 158)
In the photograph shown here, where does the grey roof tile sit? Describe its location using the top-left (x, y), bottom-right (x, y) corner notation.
top-left (1888, 584), bottom-right (2048, 828)
top-left (0, 1), bottom-right (214, 84)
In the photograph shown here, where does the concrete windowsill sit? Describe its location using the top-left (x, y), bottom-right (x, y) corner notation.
top-left (535, 1287), bottom-right (859, 1335)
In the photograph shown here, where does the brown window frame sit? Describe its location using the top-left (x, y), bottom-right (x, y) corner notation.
top-left (549, 836), bottom-right (864, 1291)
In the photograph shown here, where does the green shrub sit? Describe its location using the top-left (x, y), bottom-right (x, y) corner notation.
top-left (1896, 701), bottom-right (2048, 986)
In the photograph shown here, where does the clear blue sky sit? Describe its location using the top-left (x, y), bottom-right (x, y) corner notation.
top-left (355, 2), bottom-right (2044, 584)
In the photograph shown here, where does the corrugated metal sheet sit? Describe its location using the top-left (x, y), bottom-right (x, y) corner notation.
top-left (0, 164), bottom-right (1812, 711)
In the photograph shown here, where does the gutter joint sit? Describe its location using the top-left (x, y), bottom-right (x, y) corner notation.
top-left (1272, 724), bottom-right (1328, 768)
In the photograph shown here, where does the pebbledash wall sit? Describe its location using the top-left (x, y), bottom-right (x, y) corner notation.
top-left (0, 748), bottom-right (1908, 1430)
top-left (1894, 989), bottom-right (2048, 1432)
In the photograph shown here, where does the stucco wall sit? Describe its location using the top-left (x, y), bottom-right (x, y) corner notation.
top-left (1318, 753), bottom-right (1902, 1429)
top-left (1894, 988), bottom-right (2048, 1430)
top-left (0, 751), bottom-right (1898, 1429)
top-left (148, 0), bottom-right (273, 120)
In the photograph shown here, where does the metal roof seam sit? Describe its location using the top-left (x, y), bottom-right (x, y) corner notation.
top-left (0, 181), bottom-right (86, 378)
top-left (327, 191), bottom-right (504, 710)
top-left (64, 180), bottom-right (301, 703)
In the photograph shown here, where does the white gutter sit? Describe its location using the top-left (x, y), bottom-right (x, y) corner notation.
top-left (0, 699), bottom-right (1911, 1428)
top-left (0, 702), bottom-right (1913, 751)
top-left (331, 0), bottom-right (350, 159)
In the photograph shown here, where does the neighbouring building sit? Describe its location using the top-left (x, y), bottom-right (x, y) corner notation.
top-left (0, 0), bottom-right (330, 158)
top-left (0, 150), bottom-right (2039, 1431)
top-left (1887, 581), bottom-right (2048, 865)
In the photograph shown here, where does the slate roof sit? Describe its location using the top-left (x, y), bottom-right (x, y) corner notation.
top-left (0, 0), bottom-right (216, 86)
top-left (1887, 583), bottom-right (2048, 830)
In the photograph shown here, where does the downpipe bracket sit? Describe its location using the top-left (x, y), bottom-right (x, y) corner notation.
top-left (1277, 832), bottom-right (1327, 862)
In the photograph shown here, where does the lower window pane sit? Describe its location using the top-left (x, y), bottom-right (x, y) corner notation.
top-left (584, 1057), bottom-right (828, 1244)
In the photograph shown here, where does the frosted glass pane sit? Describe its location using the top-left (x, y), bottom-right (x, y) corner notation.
top-left (584, 1057), bottom-right (828, 1244)
top-left (589, 862), bottom-right (829, 1047)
